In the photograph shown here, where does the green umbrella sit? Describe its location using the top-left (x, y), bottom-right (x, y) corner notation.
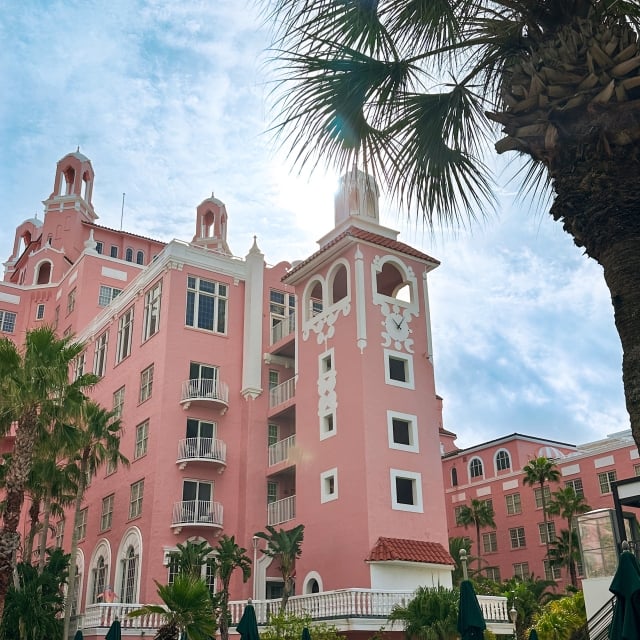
top-left (105, 618), bottom-right (122, 640)
top-left (457, 580), bottom-right (486, 640)
top-left (609, 550), bottom-right (640, 640)
top-left (73, 631), bottom-right (84, 640)
top-left (236, 602), bottom-right (260, 640)
top-left (528, 630), bottom-right (539, 640)
top-left (301, 627), bottom-right (312, 640)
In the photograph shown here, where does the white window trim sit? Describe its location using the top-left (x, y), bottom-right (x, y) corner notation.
top-left (390, 468), bottom-right (423, 513)
top-left (319, 347), bottom-right (335, 376)
top-left (320, 468), bottom-right (338, 503)
top-left (319, 409), bottom-right (337, 441)
top-left (383, 348), bottom-right (415, 389)
top-left (387, 410), bottom-right (419, 453)
top-left (468, 456), bottom-right (485, 480)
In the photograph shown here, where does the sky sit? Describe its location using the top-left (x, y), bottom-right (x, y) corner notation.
top-left (0, 1), bottom-right (628, 449)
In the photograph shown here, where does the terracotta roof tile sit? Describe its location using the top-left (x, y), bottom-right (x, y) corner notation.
top-left (284, 226), bottom-right (439, 281)
top-left (367, 537), bottom-right (454, 565)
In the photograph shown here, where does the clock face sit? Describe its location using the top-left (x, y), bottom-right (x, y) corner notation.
top-left (385, 312), bottom-right (410, 341)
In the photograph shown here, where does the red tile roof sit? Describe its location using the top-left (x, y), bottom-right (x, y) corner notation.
top-left (284, 226), bottom-right (439, 281)
top-left (367, 538), bottom-right (454, 565)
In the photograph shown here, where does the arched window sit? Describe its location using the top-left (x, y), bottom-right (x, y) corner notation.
top-left (304, 279), bottom-right (324, 321)
top-left (63, 167), bottom-right (75, 195)
top-left (125, 248), bottom-right (133, 262)
top-left (376, 261), bottom-right (405, 298)
top-left (329, 263), bottom-right (348, 304)
top-left (136, 250), bottom-right (144, 265)
top-left (119, 545), bottom-right (138, 603)
top-left (36, 261), bottom-right (52, 285)
top-left (495, 449), bottom-right (511, 472)
top-left (469, 457), bottom-right (484, 479)
top-left (91, 556), bottom-right (108, 603)
top-left (451, 467), bottom-right (458, 487)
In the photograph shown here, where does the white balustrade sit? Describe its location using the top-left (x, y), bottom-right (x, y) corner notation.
top-left (177, 437), bottom-right (226, 463)
top-left (171, 500), bottom-right (223, 526)
top-left (269, 377), bottom-right (296, 408)
top-left (181, 378), bottom-right (229, 403)
top-left (268, 434), bottom-right (296, 466)
top-left (271, 314), bottom-right (296, 344)
top-left (267, 495), bottom-right (296, 526)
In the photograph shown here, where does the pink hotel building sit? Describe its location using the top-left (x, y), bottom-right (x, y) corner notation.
top-left (2, 152), bottom-right (520, 639)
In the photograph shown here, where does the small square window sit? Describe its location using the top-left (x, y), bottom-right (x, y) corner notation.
top-left (387, 411), bottom-right (419, 452)
top-left (384, 349), bottom-right (414, 389)
top-left (110, 245), bottom-right (119, 258)
top-left (389, 357), bottom-right (407, 381)
top-left (390, 469), bottom-right (423, 513)
top-left (320, 412), bottom-right (336, 440)
top-left (96, 241), bottom-right (104, 254)
top-left (320, 349), bottom-right (334, 375)
top-left (320, 468), bottom-right (338, 503)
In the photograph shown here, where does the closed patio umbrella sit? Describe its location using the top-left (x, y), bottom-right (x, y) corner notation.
top-left (528, 630), bottom-right (539, 640)
top-left (301, 627), bottom-right (312, 640)
top-left (609, 548), bottom-right (640, 640)
top-left (73, 631), bottom-right (84, 640)
top-left (105, 618), bottom-right (122, 640)
top-left (457, 580), bottom-right (486, 640)
top-left (236, 601), bottom-right (260, 640)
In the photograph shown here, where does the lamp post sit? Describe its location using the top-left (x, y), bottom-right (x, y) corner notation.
top-left (459, 548), bottom-right (468, 580)
top-left (509, 599), bottom-right (518, 639)
top-left (252, 535), bottom-right (260, 601)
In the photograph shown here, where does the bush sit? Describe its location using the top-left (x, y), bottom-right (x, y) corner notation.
top-left (260, 611), bottom-right (345, 640)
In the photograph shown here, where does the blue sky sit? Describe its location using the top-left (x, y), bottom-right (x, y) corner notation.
top-left (1, 1), bottom-right (627, 448)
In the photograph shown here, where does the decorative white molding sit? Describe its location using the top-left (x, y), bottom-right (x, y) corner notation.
top-left (354, 247), bottom-right (367, 352)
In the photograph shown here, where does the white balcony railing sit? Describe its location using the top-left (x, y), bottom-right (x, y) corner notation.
top-left (267, 495), bottom-right (296, 526)
top-left (268, 435), bottom-right (295, 466)
top-left (269, 378), bottom-right (296, 409)
top-left (177, 437), bottom-right (226, 466)
top-left (171, 500), bottom-right (223, 528)
top-left (180, 378), bottom-right (229, 406)
top-left (271, 314), bottom-right (296, 345)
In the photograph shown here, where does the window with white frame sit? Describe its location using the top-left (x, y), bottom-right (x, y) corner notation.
top-left (267, 481), bottom-right (278, 505)
top-left (76, 508), bottom-right (88, 540)
top-left (139, 364), bottom-right (154, 403)
top-left (598, 470), bottom-right (617, 494)
top-left (94, 331), bottom-right (108, 377)
top-left (72, 353), bottom-right (85, 381)
top-left (269, 289), bottom-right (295, 322)
top-left (129, 480), bottom-right (144, 519)
top-left (105, 458), bottom-right (117, 476)
top-left (319, 349), bottom-right (334, 375)
top-left (125, 247), bottom-right (133, 262)
top-left (565, 478), bottom-right (584, 497)
top-left (390, 469), bottom-right (423, 512)
top-left (119, 545), bottom-right (138, 603)
top-left (143, 281), bottom-right (162, 340)
top-left (320, 411), bottom-right (336, 439)
top-left (538, 521), bottom-right (556, 545)
top-left (135, 421), bottom-right (149, 459)
top-left (384, 349), bottom-right (414, 388)
top-left (91, 555), bottom-right (108, 603)
top-left (268, 424), bottom-right (279, 447)
top-left (0, 310), bottom-right (17, 333)
top-left (544, 559), bottom-right (562, 581)
top-left (116, 307), bottom-right (134, 363)
top-left (387, 410), bottom-right (419, 452)
top-left (36, 304), bottom-right (45, 320)
top-left (505, 493), bottom-right (522, 515)
top-left (469, 457), bottom-right (484, 479)
top-left (110, 246), bottom-right (118, 258)
top-left (96, 241), bottom-right (104, 254)
top-left (534, 486), bottom-right (552, 508)
top-left (495, 449), bottom-right (511, 471)
top-left (136, 250), bottom-right (144, 265)
top-left (113, 386), bottom-right (125, 419)
top-left (485, 566), bottom-right (501, 582)
top-left (320, 468), bottom-right (338, 503)
top-left (67, 288), bottom-right (76, 314)
top-left (482, 531), bottom-right (498, 553)
top-left (513, 562), bottom-right (529, 580)
top-left (509, 527), bottom-right (526, 549)
top-left (268, 370), bottom-right (279, 390)
top-left (100, 494), bottom-right (114, 531)
top-left (98, 285), bottom-right (122, 307)
top-left (185, 276), bottom-right (227, 333)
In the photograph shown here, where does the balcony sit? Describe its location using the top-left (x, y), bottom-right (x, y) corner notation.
top-left (271, 314), bottom-right (296, 345)
top-left (268, 378), bottom-right (296, 416)
top-left (268, 434), bottom-right (296, 467)
top-left (180, 378), bottom-right (229, 414)
top-left (171, 500), bottom-right (223, 534)
top-left (267, 495), bottom-right (296, 526)
top-left (177, 437), bottom-right (227, 471)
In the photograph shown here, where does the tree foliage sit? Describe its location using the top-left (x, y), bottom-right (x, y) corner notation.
top-left (532, 591), bottom-right (586, 640)
top-left (456, 499), bottom-right (496, 570)
top-left (261, 611), bottom-right (344, 640)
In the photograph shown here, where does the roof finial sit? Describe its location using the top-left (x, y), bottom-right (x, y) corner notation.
top-left (76, 145), bottom-right (80, 152)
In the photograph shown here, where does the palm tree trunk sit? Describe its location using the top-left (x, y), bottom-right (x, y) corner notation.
top-left (24, 497), bottom-right (41, 564)
top-left (0, 410), bottom-right (38, 620)
top-left (549, 144), bottom-right (640, 451)
top-left (219, 576), bottom-right (231, 640)
top-left (63, 457), bottom-right (88, 640)
top-left (475, 521), bottom-right (482, 572)
top-left (37, 491), bottom-right (53, 574)
top-left (540, 481), bottom-right (550, 561)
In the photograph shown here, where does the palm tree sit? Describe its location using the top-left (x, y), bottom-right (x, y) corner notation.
top-left (169, 539), bottom-right (214, 580)
top-left (211, 535), bottom-right (252, 640)
top-left (456, 499), bottom-right (496, 571)
top-left (62, 401), bottom-right (128, 640)
top-left (128, 574), bottom-right (217, 640)
top-left (548, 529), bottom-right (583, 588)
top-left (448, 537), bottom-right (472, 586)
top-left (388, 585), bottom-right (459, 640)
top-left (523, 457), bottom-right (560, 559)
top-left (547, 486), bottom-right (591, 587)
top-left (0, 327), bottom-right (97, 619)
top-left (255, 524), bottom-right (304, 612)
top-left (261, 0), bottom-right (640, 454)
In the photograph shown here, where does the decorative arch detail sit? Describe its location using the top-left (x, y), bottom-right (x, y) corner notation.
top-left (302, 570), bottom-right (323, 594)
top-left (494, 448), bottom-right (511, 473)
top-left (34, 259), bottom-right (53, 285)
top-left (114, 526), bottom-right (143, 604)
top-left (468, 457), bottom-right (484, 480)
top-left (87, 539), bottom-right (112, 604)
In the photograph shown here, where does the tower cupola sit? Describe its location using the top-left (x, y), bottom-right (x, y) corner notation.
top-left (334, 168), bottom-right (380, 226)
top-left (192, 195), bottom-right (231, 254)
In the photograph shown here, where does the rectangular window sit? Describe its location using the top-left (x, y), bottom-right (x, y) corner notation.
top-left (598, 470), bottom-right (617, 494)
top-left (320, 352), bottom-right (333, 374)
top-left (485, 566), bottom-right (501, 582)
top-left (454, 505), bottom-right (465, 525)
top-left (36, 304), bottom-right (45, 320)
top-left (267, 481), bottom-right (278, 505)
top-left (76, 508), bottom-right (88, 540)
top-left (94, 331), bottom-right (108, 377)
top-left (320, 468), bottom-right (338, 503)
top-left (72, 353), bottom-right (85, 381)
top-left (268, 424), bottom-right (279, 447)
top-left (67, 288), bottom-right (76, 314)
top-left (100, 494), bottom-right (114, 531)
top-left (384, 349), bottom-right (414, 389)
top-left (143, 280), bottom-right (162, 340)
top-left (98, 285), bottom-right (122, 307)
top-left (513, 562), bottom-right (530, 580)
top-left (482, 531), bottom-right (498, 553)
top-left (320, 412), bottom-right (336, 439)
top-left (538, 522), bottom-right (556, 545)
top-left (534, 486), bottom-right (552, 509)
top-left (544, 559), bottom-right (562, 581)
top-left (509, 527), bottom-right (527, 549)
top-left (185, 276), bottom-right (227, 333)
top-left (96, 241), bottom-right (104, 254)
top-left (135, 421), bottom-right (149, 459)
top-left (113, 386), bottom-right (125, 419)
top-left (268, 370), bottom-right (279, 390)
top-left (105, 458), bottom-right (117, 476)
top-left (391, 469), bottom-right (423, 513)
top-left (116, 307), bottom-right (134, 363)
top-left (505, 493), bottom-right (522, 515)
top-left (139, 364), bottom-right (154, 403)
top-left (387, 411), bottom-right (419, 452)
top-left (565, 478), bottom-right (584, 497)
top-left (0, 310), bottom-right (17, 333)
top-left (110, 245), bottom-right (119, 258)
top-left (129, 480), bottom-right (144, 519)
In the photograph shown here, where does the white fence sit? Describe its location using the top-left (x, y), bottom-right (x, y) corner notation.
top-left (177, 437), bottom-right (226, 463)
top-left (268, 434), bottom-right (295, 466)
top-left (269, 377), bottom-right (296, 408)
top-left (267, 495), bottom-right (296, 526)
